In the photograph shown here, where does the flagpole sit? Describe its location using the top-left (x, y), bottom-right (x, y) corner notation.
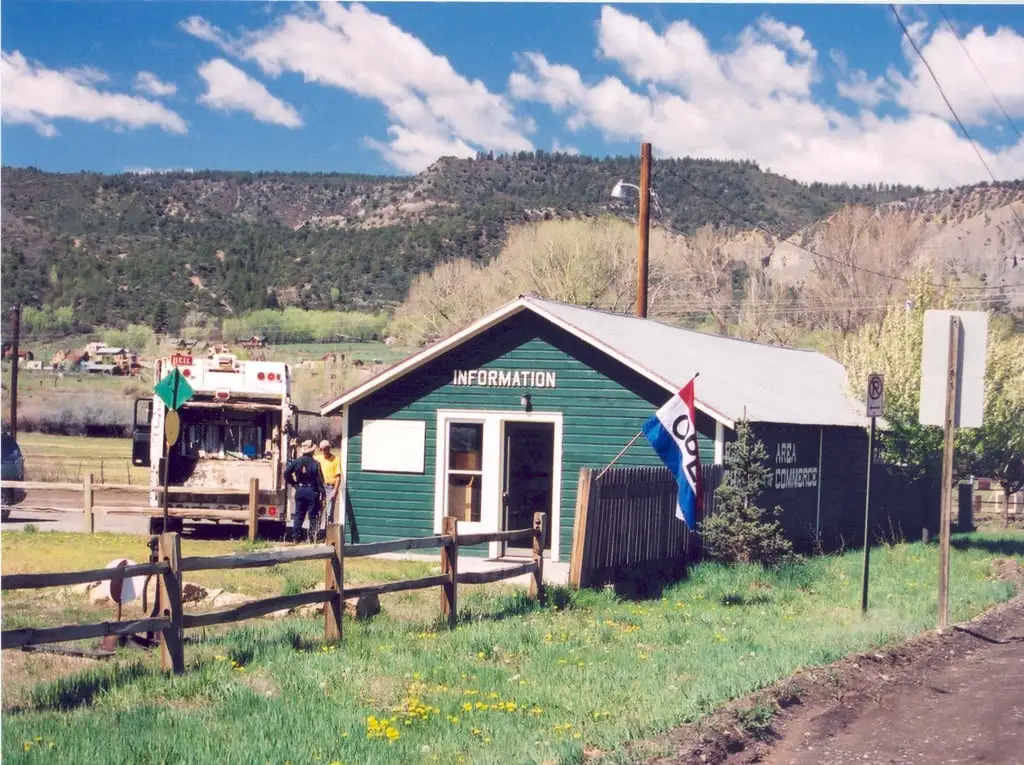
top-left (595, 373), bottom-right (700, 482)
top-left (596, 432), bottom-right (643, 481)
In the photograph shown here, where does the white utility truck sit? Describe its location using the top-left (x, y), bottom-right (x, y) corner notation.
top-left (132, 352), bottom-right (295, 536)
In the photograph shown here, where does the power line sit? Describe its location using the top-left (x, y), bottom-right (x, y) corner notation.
top-left (938, 5), bottom-right (1021, 140)
top-left (890, 4), bottom-right (1024, 243)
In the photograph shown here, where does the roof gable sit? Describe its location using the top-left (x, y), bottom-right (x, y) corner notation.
top-left (321, 296), bottom-right (871, 429)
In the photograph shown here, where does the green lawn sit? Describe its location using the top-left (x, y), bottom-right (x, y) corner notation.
top-left (13, 433), bottom-right (146, 484)
top-left (2, 531), bottom-right (1021, 764)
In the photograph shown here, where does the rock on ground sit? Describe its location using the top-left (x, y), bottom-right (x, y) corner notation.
top-left (181, 582), bottom-right (208, 604)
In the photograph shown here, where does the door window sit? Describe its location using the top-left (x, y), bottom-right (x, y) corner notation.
top-left (447, 422), bottom-right (483, 523)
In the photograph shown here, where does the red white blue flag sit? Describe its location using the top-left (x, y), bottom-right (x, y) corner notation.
top-left (641, 379), bottom-right (703, 529)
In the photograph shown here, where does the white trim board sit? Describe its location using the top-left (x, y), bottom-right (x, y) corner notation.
top-left (339, 404), bottom-right (349, 529)
top-left (433, 409), bottom-right (563, 562)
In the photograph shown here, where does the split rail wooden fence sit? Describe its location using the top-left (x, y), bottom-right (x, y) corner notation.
top-left (0, 513), bottom-right (547, 675)
top-left (2, 476), bottom-right (268, 541)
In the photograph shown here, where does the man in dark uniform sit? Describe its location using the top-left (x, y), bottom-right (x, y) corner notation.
top-left (284, 439), bottom-right (325, 543)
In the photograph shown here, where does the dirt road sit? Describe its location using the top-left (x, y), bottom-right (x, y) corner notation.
top-left (640, 579), bottom-right (1024, 765)
top-left (757, 596), bottom-right (1024, 765)
top-left (2, 506), bottom-right (150, 534)
top-left (2, 487), bottom-right (151, 534)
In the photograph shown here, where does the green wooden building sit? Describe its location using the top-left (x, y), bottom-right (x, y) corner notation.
top-left (321, 295), bottom-right (911, 562)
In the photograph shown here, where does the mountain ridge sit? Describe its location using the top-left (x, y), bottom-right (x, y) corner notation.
top-left (2, 153), bottom-right (1018, 330)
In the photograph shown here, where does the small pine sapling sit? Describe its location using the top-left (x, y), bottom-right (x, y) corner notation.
top-left (700, 421), bottom-right (794, 566)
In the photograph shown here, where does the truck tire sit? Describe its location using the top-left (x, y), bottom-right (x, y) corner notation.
top-left (149, 517), bottom-right (184, 535)
top-left (257, 519), bottom-right (287, 541)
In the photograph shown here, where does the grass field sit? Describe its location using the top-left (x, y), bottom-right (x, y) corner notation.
top-left (0, 531), bottom-right (440, 635)
top-left (13, 433), bottom-right (146, 484)
top-left (2, 530), bottom-right (1021, 764)
top-left (270, 342), bottom-right (410, 365)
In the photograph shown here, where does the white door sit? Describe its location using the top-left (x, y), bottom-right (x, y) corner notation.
top-left (435, 410), bottom-right (563, 561)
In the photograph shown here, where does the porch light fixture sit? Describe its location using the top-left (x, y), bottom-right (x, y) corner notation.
top-left (520, 393), bottom-right (532, 412)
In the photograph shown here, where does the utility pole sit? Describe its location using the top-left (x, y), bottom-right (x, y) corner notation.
top-left (8, 304), bottom-right (21, 438)
top-left (636, 142), bottom-right (652, 319)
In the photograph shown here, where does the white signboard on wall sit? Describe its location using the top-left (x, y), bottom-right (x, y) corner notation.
top-left (361, 419), bottom-right (426, 474)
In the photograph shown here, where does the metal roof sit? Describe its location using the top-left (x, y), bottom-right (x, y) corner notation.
top-left (525, 296), bottom-right (871, 428)
top-left (322, 295), bottom-right (872, 429)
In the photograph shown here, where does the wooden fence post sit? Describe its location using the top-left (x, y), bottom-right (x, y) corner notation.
top-left (157, 532), bottom-right (185, 674)
top-left (83, 473), bottom-right (94, 534)
top-left (530, 512), bottom-right (547, 604)
top-left (248, 477), bottom-right (259, 543)
top-left (440, 516), bottom-right (458, 628)
top-left (325, 523), bottom-right (343, 642)
top-left (568, 468), bottom-right (593, 589)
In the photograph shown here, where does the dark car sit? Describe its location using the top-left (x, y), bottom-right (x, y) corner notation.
top-left (1, 430), bottom-right (26, 521)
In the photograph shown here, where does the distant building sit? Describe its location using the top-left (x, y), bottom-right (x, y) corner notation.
top-left (2, 344), bottom-right (34, 362)
top-left (94, 346), bottom-right (139, 375)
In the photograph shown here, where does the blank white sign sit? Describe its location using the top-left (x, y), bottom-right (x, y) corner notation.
top-left (919, 310), bottom-right (987, 428)
top-left (361, 419), bottom-right (426, 473)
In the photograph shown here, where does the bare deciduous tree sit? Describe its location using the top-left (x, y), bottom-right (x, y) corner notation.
top-left (735, 265), bottom-right (799, 346)
top-left (389, 217), bottom-right (683, 345)
top-left (804, 205), bottom-right (925, 344)
top-left (672, 224), bottom-right (736, 334)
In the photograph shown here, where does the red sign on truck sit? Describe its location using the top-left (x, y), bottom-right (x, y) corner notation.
top-left (169, 353), bottom-right (193, 367)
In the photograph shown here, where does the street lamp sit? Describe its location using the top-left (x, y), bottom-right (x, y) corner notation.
top-left (610, 179), bottom-right (663, 215)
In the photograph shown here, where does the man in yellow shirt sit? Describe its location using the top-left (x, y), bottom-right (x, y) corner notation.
top-left (315, 439), bottom-right (342, 526)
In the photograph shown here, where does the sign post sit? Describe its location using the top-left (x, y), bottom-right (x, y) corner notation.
top-left (154, 367), bottom-right (194, 529)
top-left (919, 309), bottom-right (987, 630)
top-left (937, 317), bottom-right (960, 630)
top-left (861, 373), bottom-right (884, 613)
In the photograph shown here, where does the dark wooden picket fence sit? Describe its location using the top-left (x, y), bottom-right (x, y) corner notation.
top-left (569, 464), bottom-right (724, 588)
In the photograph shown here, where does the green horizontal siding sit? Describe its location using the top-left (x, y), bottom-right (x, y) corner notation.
top-left (346, 311), bottom-right (715, 560)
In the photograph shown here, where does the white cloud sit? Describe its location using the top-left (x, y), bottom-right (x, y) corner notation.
top-left (888, 22), bottom-right (1024, 125)
top-left (1, 50), bottom-right (187, 136)
top-left (837, 73), bottom-right (888, 110)
top-left (180, 15), bottom-right (234, 50)
top-left (509, 7), bottom-right (1024, 186)
top-left (125, 167), bottom-right (195, 175)
top-left (830, 50), bottom-right (889, 109)
top-left (134, 71), bottom-right (177, 97)
top-left (182, 2), bottom-right (532, 172)
top-left (552, 139), bottom-right (579, 156)
top-left (196, 58), bottom-right (302, 128)
top-left (365, 127), bottom-right (476, 174)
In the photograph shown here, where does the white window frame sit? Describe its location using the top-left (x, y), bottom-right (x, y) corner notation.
top-left (434, 409), bottom-right (563, 561)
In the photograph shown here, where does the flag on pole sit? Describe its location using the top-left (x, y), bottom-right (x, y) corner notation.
top-left (641, 378), bottom-right (703, 529)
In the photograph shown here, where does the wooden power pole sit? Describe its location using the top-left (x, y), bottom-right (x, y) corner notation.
top-left (8, 304), bottom-right (20, 438)
top-left (636, 142), bottom-right (652, 318)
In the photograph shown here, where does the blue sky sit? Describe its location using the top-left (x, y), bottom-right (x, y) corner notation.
top-left (2, 2), bottom-right (1023, 187)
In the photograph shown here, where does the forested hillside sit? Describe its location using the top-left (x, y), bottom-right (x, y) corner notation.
top-left (1, 153), bottom-right (927, 330)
